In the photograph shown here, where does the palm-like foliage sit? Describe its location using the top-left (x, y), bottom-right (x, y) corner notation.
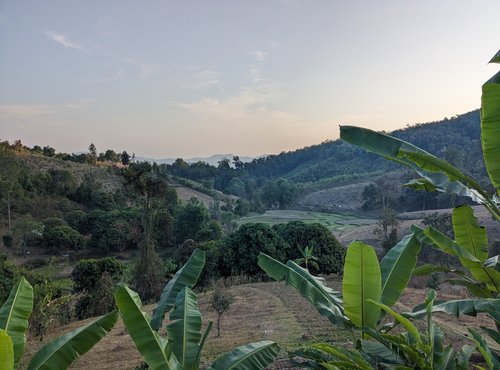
top-left (0, 277), bottom-right (117, 370)
top-left (116, 249), bottom-right (279, 370)
top-left (294, 245), bottom-right (320, 271)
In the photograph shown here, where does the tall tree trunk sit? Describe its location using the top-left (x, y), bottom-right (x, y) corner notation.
top-left (7, 195), bottom-right (12, 234)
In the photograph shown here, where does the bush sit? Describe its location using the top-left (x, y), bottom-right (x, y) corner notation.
top-left (273, 221), bottom-right (345, 274)
top-left (43, 225), bottom-right (83, 253)
top-left (221, 223), bottom-right (288, 276)
top-left (3, 234), bottom-right (13, 248)
top-left (72, 257), bottom-right (125, 319)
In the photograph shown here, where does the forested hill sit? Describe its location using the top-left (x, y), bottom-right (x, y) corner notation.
top-left (242, 110), bottom-right (484, 183)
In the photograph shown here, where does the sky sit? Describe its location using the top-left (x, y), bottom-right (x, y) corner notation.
top-left (0, 1), bottom-right (499, 159)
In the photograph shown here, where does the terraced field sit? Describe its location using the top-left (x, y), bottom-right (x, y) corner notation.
top-left (239, 210), bottom-right (377, 233)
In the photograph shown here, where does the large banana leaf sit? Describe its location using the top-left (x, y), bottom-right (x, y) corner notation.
top-left (314, 343), bottom-right (373, 370)
top-left (343, 242), bottom-right (381, 329)
top-left (0, 329), bottom-right (14, 370)
top-left (424, 227), bottom-right (500, 293)
top-left (258, 253), bottom-right (348, 327)
top-left (484, 256), bottom-right (500, 272)
top-left (490, 50), bottom-right (500, 63)
top-left (368, 300), bottom-right (425, 351)
top-left (27, 311), bottom-right (118, 370)
top-left (452, 205), bottom-right (488, 261)
top-left (408, 298), bottom-right (500, 319)
top-left (481, 59), bottom-right (500, 196)
top-left (340, 126), bottom-right (488, 205)
top-left (208, 340), bottom-right (279, 370)
top-left (468, 328), bottom-right (500, 370)
top-left (166, 287), bottom-right (202, 370)
top-left (380, 233), bottom-right (420, 307)
top-left (152, 248), bottom-right (205, 331)
top-left (0, 277), bottom-right (33, 365)
top-left (115, 285), bottom-right (175, 370)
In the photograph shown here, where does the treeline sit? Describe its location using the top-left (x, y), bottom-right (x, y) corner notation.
top-left (2, 110), bottom-right (485, 215)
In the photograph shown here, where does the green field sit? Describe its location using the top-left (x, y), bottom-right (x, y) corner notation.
top-left (239, 210), bottom-right (377, 233)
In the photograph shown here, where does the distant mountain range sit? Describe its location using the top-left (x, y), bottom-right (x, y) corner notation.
top-left (135, 154), bottom-right (261, 166)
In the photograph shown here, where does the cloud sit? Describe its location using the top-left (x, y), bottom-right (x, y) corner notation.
top-left (64, 99), bottom-right (94, 109)
top-left (0, 104), bottom-right (54, 120)
top-left (250, 50), bottom-right (267, 62)
top-left (45, 31), bottom-right (86, 51)
top-left (178, 67), bottom-right (220, 89)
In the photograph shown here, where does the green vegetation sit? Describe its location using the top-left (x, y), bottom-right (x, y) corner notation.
top-left (240, 209), bottom-right (376, 232)
top-left (0, 277), bottom-right (117, 370)
top-left (117, 249), bottom-right (279, 370)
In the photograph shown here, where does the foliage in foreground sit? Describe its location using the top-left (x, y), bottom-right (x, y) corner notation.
top-left (116, 248), bottom-right (279, 370)
top-left (259, 50), bottom-right (500, 369)
top-left (0, 277), bottom-right (117, 370)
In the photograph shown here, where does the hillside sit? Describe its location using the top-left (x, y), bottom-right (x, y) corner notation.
top-left (244, 110), bottom-right (483, 184)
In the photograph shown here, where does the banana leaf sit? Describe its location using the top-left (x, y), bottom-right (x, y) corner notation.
top-left (457, 345), bottom-right (475, 370)
top-left (484, 256), bottom-right (500, 272)
top-left (115, 285), bottom-right (176, 370)
top-left (166, 287), bottom-right (202, 370)
top-left (208, 340), bottom-right (279, 370)
top-left (340, 126), bottom-right (489, 206)
top-left (368, 300), bottom-right (425, 350)
top-left (452, 205), bottom-right (488, 261)
top-left (412, 264), bottom-right (465, 276)
top-left (380, 233), bottom-right (421, 307)
top-left (481, 63), bottom-right (500, 196)
top-left (343, 242), bottom-right (381, 330)
top-left (408, 298), bottom-right (500, 319)
top-left (27, 311), bottom-right (118, 370)
top-left (424, 227), bottom-right (500, 292)
top-left (0, 277), bottom-right (33, 365)
top-left (0, 329), bottom-right (14, 370)
top-left (314, 343), bottom-right (373, 369)
top-left (444, 278), bottom-right (494, 298)
top-left (481, 326), bottom-right (500, 345)
top-left (468, 328), bottom-right (500, 370)
top-left (490, 50), bottom-right (500, 63)
top-left (258, 253), bottom-right (348, 327)
top-left (152, 248), bottom-right (205, 331)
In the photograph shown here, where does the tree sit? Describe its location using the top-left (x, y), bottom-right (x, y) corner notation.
top-left (120, 151), bottom-right (130, 165)
top-left (87, 143), bottom-right (97, 165)
top-left (174, 198), bottom-right (210, 244)
top-left (0, 147), bottom-right (22, 234)
top-left (273, 221), bottom-right (345, 274)
top-left (374, 207), bottom-right (400, 243)
top-left (104, 149), bottom-right (119, 162)
top-left (211, 284), bottom-right (234, 336)
top-left (43, 225), bottom-right (83, 254)
top-left (221, 223), bottom-right (288, 276)
top-left (72, 257), bottom-right (125, 319)
top-left (294, 245), bottom-right (319, 271)
top-left (123, 162), bottom-right (168, 300)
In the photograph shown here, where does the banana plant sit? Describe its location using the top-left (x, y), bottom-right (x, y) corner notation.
top-left (259, 231), bottom-right (421, 332)
top-left (115, 248), bottom-right (279, 370)
top-left (339, 50), bottom-right (500, 368)
top-left (0, 277), bottom-right (118, 370)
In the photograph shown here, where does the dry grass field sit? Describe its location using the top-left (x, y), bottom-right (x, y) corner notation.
top-left (20, 276), bottom-right (497, 369)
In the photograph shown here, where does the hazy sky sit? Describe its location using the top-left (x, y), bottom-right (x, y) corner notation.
top-left (0, 1), bottom-right (499, 158)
